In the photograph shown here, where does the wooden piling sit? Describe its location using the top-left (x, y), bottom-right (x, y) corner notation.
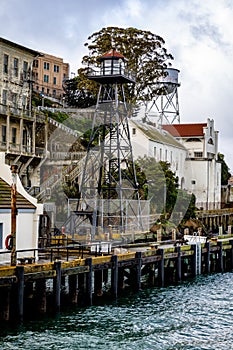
top-left (111, 255), bottom-right (118, 299)
top-left (176, 246), bottom-right (182, 282)
top-left (217, 241), bottom-right (224, 272)
top-left (0, 287), bottom-right (10, 321)
top-left (35, 279), bottom-right (47, 314)
top-left (16, 265), bottom-right (24, 323)
top-left (94, 270), bottom-right (103, 297)
top-left (230, 239), bottom-right (233, 270)
top-left (191, 244), bottom-right (197, 277)
top-left (158, 248), bottom-right (164, 287)
top-left (135, 252), bottom-right (142, 291)
top-left (77, 273), bottom-right (85, 306)
top-left (85, 257), bottom-right (93, 305)
top-left (118, 267), bottom-right (125, 290)
top-left (68, 275), bottom-right (78, 305)
top-left (53, 260), bottom-right (61, 313)
top-left (205, 241), bottom-right (211, 274)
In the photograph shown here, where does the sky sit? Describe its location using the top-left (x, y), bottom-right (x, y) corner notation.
top-left (1, 0), bottom-right (233, 172)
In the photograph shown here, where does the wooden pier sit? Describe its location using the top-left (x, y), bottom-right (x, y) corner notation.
top-left (1, 234), bottom-right (233, 323)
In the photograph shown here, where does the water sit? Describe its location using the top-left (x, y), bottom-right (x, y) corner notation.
top-left (1, 273), bottom-right (233, 349)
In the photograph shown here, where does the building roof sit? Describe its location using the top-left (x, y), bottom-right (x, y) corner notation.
top-left (131, 121), bottom-right (186, 150)
top-left (99, 49), bottom-right (126, 60)
top-left (0, 178), bottom-right (36, 210)
top-left (0, 37), bottom-right (42, 57)
top-left (162, 123), bottom-right (207, 137)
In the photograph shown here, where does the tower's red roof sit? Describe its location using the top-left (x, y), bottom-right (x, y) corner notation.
top-left (100, 49), bottom-right (125, 60)
top-left (162, 123), bottom-right (207, 137)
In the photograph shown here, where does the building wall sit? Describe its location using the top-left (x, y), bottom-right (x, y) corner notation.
top-left (0, 209), bottom-right (38, 263)
top-left (0, 39), bottom-right (37, 112)
top-left (130, 122), bottom-right (187, 187)
top-left (131, 126), bottom-right (150, 158)
top-left (0, 154), bottom-right (43, 263)
top-left (32, 53), bottom-right (69, 101)
top-left (184, 158), bottom-right (221, 210)
top-left (130, 119), bottom-right (221, 210)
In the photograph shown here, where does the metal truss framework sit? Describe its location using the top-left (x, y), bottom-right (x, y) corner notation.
top-left (65, 83), bottom-right (147, 239)
top-left (145, 83), bottom-right (180, 125)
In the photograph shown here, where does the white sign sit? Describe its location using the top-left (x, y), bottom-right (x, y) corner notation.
top-left (184, 235), bottom-right (207, 243)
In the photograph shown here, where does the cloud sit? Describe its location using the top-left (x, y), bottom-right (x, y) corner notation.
top-left (0, 0), bottom-right (233, 171)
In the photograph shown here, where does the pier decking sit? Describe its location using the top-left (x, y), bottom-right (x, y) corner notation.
top-left (0, 235), bottom-right (233, 323)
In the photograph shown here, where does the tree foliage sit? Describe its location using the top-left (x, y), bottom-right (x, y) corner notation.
top-left (65, 26), bottom-right (173, 107)
top-left (218, 153), bottom-right (231, 185)
top-left (63, 75), bottom-right (97, 108)
top-left (136, 157), bottom-right (196, 221)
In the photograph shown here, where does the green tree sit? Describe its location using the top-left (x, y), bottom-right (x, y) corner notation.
top-left (218, 153), bottom-right (231, 185)
top-left (63, 76), bottom-right (97, 108)
top-left (66, 26), bottom-right (173, 107)
top-left (136, 157), bottom-right (196, 221)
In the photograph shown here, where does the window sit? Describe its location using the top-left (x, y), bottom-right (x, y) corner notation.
top-left (53, 77), bottom-right (57, 85)
top-left (33, 59), bottom-right (38, 68)
top-left (12, 93), bottom-right (17, 108)
top-left (3, 54), bottom-right (8, 74)
top-left (2, 90), bottom-right (7, 105)
top-left (23, 61), bottom-right (28, 80)
top-left (13, 58), bottom-right (19, 77)
top-left (153, 147), bottom-right (156, 157)
top-left (22, 95), bottom-right (26, 110)
top-left (165, 149), bottom-right (168, 161)
top-left (47, 88), bottom-right (50, 94)
top-left (160, 148), bottom-right (162, 160)
top-left (2, 125), bottom-right (6, 144)
top-left (44, 62), bottom-right (50, 70)
top-left (22, 128), bottom-right (27, 147)
top-left (0, 223), bottom-right (2, 249)
top-left (186, 138), bottom-right (201, 142)
top-left (194, 152), bottom-right (203, 158)
top-left (44, 75), bottom-right (49, 83)
top-left (54, 65), bottom-right (59, 72)
top-left (132, 128), bottom-right (136, 135)
top-left (12, 127), bottom-right (17, 145)
top-left (53, 89), bottom-right (56, 96)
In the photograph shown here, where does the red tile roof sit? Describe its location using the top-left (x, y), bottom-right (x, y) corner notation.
top-left (100, 49), bottom-right (125, 60)
top-left (162, 123), bottom-right (207, 137)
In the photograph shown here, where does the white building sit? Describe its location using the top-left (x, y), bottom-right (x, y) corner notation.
top-left (0, 153), bottom-right (43, 263)
top-left (163, 118), bottom-right (221, 209)
top-left (129, 120), bottom-right (187, 185)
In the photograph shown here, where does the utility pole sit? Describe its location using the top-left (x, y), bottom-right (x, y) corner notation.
top-left (11, 164), bottom-right (18, 266)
